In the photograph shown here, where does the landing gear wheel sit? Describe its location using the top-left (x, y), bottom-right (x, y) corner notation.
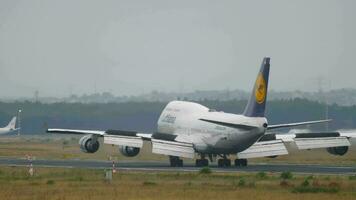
top-left (169, 156), bottom-right (183, 167)
top-left (177, 159), bottom-right (183, 167)
top-left (203, 159), bottom-right (209, 166)
top-left (217, 159), bottom-right (231, 167)
top-left (218, 159), bottom-right (224, 167)
top-left (195, 159), bottom-right (209, 167)
top-left (225, 159), bottom-right (231, 167)
top-left (235, 159), bottom-right (248, 167)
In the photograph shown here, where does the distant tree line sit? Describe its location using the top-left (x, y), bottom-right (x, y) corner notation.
top-left (5, 88), bottom-right (356, 106)
top-left (0, 98), bottom-right (355, 134)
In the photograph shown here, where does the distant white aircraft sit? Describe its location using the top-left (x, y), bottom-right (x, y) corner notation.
top-left (0, 117), bottom-right (19, 135)
top-left (48, 57), bottom-right (355, 167)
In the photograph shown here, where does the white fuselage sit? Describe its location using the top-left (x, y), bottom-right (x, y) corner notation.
top-left (156, 101), bottom-right (267, 154)
top-left (0, 127), bottom-right (15, 135)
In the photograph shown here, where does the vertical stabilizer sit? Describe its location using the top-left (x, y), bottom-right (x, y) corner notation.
top-left (243, 57), bottom-right (270, 117)
top-left (6, 117), bottom-right (17, 130)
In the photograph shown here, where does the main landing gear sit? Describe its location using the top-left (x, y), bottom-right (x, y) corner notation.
top-left (169, 156), bottom-right (183, 167)
top-left (195, 159), bottom-right (209, 167)
top-left (216, 155), bottom-right (248, 167)
top-left (217, 155), bottom-right (231, 167)
top-left (234, 159), bottom-right (248, 167)
top-left (169, 155), bottom-right (248, 168)
top-left (195, 154), bottom-right (209, 167)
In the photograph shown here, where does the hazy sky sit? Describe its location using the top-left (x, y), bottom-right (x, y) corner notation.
top-left (0, 0), bottom-right (355, 97)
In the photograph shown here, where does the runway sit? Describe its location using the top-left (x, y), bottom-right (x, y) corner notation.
top-left (0, 157), bottom-right (355, 175)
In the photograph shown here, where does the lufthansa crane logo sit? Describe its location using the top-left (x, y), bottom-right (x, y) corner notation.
top-left (255, 73), bottom-right (266, 104)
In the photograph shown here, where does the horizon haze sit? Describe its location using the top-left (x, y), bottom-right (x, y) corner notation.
top-left (0, 0), bottom-right (355, 98)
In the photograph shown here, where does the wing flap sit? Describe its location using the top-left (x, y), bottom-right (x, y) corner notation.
top-left (151, 139), bottom-right (195, 158)
top-left (104, 135), bottom-right (143, 148)
top-left (295, 137), bottom-right (350, 150)
top-left (237, 140), bottom-right (288, 159)
top-left (105, 129), bottom-right (137, 136)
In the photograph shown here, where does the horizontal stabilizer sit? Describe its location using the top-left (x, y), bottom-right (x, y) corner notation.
top-left (199, 119), bottom-right (258, 130)
top-left (267, 119), bottom-right (332, 130)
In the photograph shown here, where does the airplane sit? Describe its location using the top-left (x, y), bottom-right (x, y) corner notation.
top-left (0, 117), bottom-right (19, 135)
top-left (48, 57), bottom-right (354, 167)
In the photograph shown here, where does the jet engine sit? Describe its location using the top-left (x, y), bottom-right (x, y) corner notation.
top-left (119, 146), bottom-right (140, 157)
top-left (326, 146), bottom-right (348, 156)
top-left (79, 135), bottom-right (100, 153)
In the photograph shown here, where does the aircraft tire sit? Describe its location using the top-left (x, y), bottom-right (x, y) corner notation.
top-left (235, 159), bottom-right (248, 167)
top-left (218, 159), bottom-right (231, 167)
top-left (170, 156), bottom-right (183, 167)
top-left (196, 159), bottom-right (209, 167)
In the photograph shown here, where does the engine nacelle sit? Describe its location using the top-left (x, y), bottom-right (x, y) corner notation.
top-left (79, 135), bottom-right (100, 153)
top-left (326, 146), bottom-right (349, 156)
top-left (119, 146), bottom-right (140, 157)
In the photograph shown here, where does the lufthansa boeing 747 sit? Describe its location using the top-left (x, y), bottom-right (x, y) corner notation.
top-left (48, 58), bottom-right (354, 167)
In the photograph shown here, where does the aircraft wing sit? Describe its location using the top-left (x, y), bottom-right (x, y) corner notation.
top-left (47, 128), bottom-right (153, 138)
top-left (238, 131), bottom-right (354, 159)
top-left (47, 128), bottom-right (106, 136)
top-left (47, 128), bottom-right (195, 158)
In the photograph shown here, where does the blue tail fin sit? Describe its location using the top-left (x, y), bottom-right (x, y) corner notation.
top-left (243, 57), bottom-right (270, 117)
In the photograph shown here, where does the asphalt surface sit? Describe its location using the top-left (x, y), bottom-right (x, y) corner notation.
top-left (0, 157), bottom-right (356, 175)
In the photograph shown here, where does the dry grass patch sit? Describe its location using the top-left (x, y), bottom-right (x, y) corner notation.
top-left (0, 167), bottom-right (356, 200)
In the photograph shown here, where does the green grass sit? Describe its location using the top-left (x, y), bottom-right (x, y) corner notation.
top-left (46, 179), bottom-right (55, 185)
top-left (256, 171), bottom-right (268, 179)
top-left (292, 186), bottom-right (339, 193)
top-left (280, 171), bottom-right (293, 180)
top-left (0, 166), bottom-right (356, 200)
top-left (199, 167), bottom-right (212, 174)
top-left (143, 181), bottom-right (157, 186)
top-left (238, 178), bottom-right (246, 186)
